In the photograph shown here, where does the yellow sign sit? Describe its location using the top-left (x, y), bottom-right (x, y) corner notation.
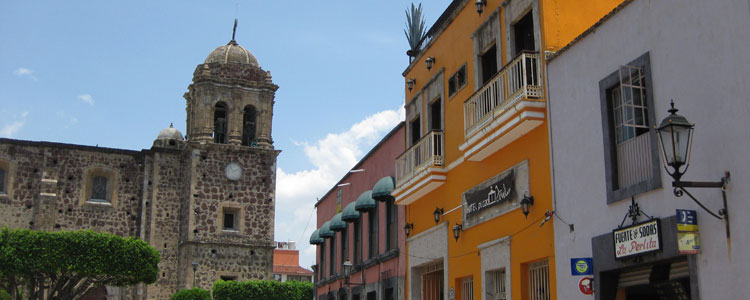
top-left (677, 231), bottom-right (701, 254)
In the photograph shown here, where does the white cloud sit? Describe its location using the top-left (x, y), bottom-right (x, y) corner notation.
top-left (78, 94), bottom-right (95, 105)
top-left (12, 68), bottom-right (37, 81)
top-left (0, 111), bottom-right (28, 138)
top-left (274, 107), bottom-right (404, 269)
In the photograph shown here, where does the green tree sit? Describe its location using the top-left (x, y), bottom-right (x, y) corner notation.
top-left (0, 228), bottom-right (160, 300)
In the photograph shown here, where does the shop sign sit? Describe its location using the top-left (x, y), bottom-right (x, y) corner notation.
top-left (613, 219), bottom-right (661, 259)
top-left (676, 209), bottom-right (701, 254)
top-left (464, 169), bottom-right (515, 218)
top-left (462, 160), bottom-right (529, 228)
top-left (570, 257), bottom-right (593, 275)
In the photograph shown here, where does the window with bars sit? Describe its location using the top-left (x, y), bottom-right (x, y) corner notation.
top-left (487, 269), bottom-right (507, 300)
top-left (599, 52), bottom-right (661, 204)
top-left (528, 260), bottom-right (550, 300)
top-left (90, 176), bottom-right (108, 202)
top-left (462, 276), bottom-right (474, 300)
top-left (448, 65), bottom-right (467, 98)
top-left (422, 267), bottom-right (444, 300)
top-left (329, 234), bottom-right (336, 276)
top-left (368, 207), bottom-right (378, 258)
top-left (354, 218), bottom-right (362, 264)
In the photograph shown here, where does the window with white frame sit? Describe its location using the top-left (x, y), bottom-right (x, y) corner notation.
top-left (599, 52), bottom-right (661, 204)
top-left (487, 269), bottom-right (507, 300)
top-left (528, 260), bottom-right (550, 300)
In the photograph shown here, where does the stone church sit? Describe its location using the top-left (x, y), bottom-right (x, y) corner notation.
top-left (0, 32), bottom-right (279, 300)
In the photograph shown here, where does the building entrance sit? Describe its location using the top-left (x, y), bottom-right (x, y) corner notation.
top-left (613, 259), bottom-right (691, 300)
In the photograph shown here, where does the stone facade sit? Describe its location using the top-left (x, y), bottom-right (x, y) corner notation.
top-left (0, 37), bottom-right (278, 300)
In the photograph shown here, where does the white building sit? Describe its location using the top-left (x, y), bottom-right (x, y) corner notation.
top-left (546, 0), bottom-right (750, 299)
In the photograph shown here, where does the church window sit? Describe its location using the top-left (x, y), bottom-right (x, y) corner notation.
top-left (242, 105), bottom-right (257, 146)
top-left (90, 176), bottom-right (108, 202)
top-left (0, 168), bottom-right (5, 194)
top-left (214, 102), bottom-right (228, 144)
top-left (82, 167), bottom-right (117, 206)
top-left (221, 206), bottom-right (241, 232)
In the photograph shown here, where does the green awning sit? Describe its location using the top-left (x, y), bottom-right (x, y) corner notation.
top-left (329, 213), bottom-right (347, 232)
top-left (371, 176), bottom-right (396, 202)
top-left (309, 229), bottom-right (324, 245)
top-left (341, 202), bottom-right (361, 222)
top-left (355, 190), bottom-right (377, 212)
top-left (319, 221), bottom-right (334, 238)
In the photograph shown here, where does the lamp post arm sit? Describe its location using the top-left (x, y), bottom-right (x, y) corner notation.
top-left (672, 187), bottom-right (724, 220)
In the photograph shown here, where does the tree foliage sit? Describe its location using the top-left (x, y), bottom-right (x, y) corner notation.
top-left (169, 288), bottom-right (210, 300)
top-left (404, 3), bottom-right (427, 54)
top-left (0, 228), bottom-right (160, 300)
top-left (213, 280), bottom-right (313, 300)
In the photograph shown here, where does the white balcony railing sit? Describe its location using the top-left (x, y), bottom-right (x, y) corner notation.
top-left (395, 130), bottom-right (444, 186)
top-left (616, 133), bottom-right (653, 189)
top-left (464, 51), bottom-right (542, 137)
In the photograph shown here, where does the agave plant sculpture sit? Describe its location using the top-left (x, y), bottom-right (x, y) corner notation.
top-left (404, 3), bottom-right (427, 61)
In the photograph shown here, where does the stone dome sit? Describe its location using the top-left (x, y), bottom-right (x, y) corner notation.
top-left (204, 40), bottom-right (259, 66)
top-left (157, 124), bottom-right (184, 141)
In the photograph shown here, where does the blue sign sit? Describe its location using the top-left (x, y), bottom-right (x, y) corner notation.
top-left (570, 258), bottom-right (593, 276)
top-left (676, 209), bottom-right (698, 231)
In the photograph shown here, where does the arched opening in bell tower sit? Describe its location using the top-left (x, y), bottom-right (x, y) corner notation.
top-left (214, 102), bottom-right (228, 144)
top-left (242, 105), bottom-right (257, 146)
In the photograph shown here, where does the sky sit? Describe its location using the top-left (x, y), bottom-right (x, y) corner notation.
top-left (1, 1), bottom-right (452, 270)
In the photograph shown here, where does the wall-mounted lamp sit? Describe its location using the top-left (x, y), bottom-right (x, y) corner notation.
top-left (404, 223), bottom-right (414, 236)
top-left (407, 78), bottom-right (416, 91)
top-left (342, 260), bottom-right (364, 286)
top-left (520, 194), bottom-right (534, 218)
top-left (656, 100), bottom-right (731, 238)
top-left (475, 0), bottom-right (487, 15)
top-left (349, 169), bottom-right (365, 173)
top-left (337, 183), bottom-right (351, 187)
top-left (191, 260), bottom-right (199, 287)
top-left (433, 207), bottom-right (444, 224)
top-left (452, 223), bottom-right (463, 241)
top-left (425, 57), bottom-right (435, 71)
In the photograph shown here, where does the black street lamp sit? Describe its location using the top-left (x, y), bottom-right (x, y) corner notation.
top-left (425, 57), bottom-right (435, 71)
top-left (342, 260), bottom-right (364, 286)
top-left (520, 194), bottom-right (534, 218)
top-left (404, 223), bottom-right (414, 236)
top-left (452, 223), bottom-right (462, 242)
top-left (433, 207), bottom-right (444, 224)
top-left (475, 0), bottom-right (487, 15)
top-left (407, 78), bottom-right (416, 92)
top-left (656, 101), bottom-right (731, 238)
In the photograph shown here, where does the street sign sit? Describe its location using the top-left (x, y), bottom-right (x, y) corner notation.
top-left (570, 258), bottom-right (593, 275)
top-left (579, 277), bottom-right (594, 295)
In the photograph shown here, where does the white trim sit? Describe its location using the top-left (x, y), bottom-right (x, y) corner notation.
top-left (445, 156), bottom-right (465, 172)
top-left (477, 235), bottom-right (511, 250)
top-left (460, 100), bottom-right (546, 151)
top-left (395, 177), bottom-right (446, 206)
top-left (407, 221), bottom-right (449, 243)
top-left (464, 116), bottom-right (544, 161)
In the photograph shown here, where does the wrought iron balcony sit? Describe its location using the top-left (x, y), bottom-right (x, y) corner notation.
top-left (464, 51), bottom-right (542, 138)
top-left (395, 130), bottom-right (444, 187)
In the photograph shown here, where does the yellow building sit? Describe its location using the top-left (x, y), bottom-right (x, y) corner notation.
top-left (393, 0), bottom-right (621, 299)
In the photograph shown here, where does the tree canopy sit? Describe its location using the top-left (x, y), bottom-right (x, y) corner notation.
top-left (0, 228), bottom-right (160, 300)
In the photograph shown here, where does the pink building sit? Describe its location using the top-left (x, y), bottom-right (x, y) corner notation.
top-left (310, 123), bottom-right (405, 300)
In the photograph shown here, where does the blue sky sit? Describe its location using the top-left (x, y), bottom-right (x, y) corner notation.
top-left (1, 1), bottom-right (451, 269)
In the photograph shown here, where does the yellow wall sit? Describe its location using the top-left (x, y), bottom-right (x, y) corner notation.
top-left (402, 0), bottom-right (622, 299)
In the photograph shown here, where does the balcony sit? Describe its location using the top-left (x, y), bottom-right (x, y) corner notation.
top-left (460, 51), bottom-right (546, 161)
top-left (393, 130), bottom-right (446, 205)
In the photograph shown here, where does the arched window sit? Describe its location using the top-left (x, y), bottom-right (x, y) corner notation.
top-left (242, 105), bottom-right (257, 146)
top-left (214, 102), bottom-right (228, 144)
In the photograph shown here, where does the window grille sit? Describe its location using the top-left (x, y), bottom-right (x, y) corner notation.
top-left (528, 260), bottom-right (550, 300)
top-left (422, 269), bottom-right (443, 300)
top-left (612, 65), bottom-right (653, 189)
top-left (462, 277), bottom-right (474, 300)
top-left (90, 176), bottom-right (108, 202)
top-left (487, 269), bottom-right (507, 300)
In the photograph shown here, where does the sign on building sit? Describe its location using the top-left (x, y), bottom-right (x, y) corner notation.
top-left (462, 160), bottom-right (529, 228)
top-left (613, 219), bottom-right (661, 259)
top-left (676, 209), bottom-right (701, 254)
